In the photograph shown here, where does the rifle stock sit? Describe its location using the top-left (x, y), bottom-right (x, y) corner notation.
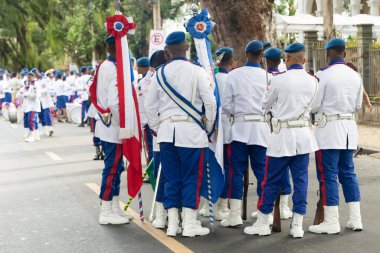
top-left (272, 192), bottom-right (281, 232)
top-left (242, 169), bottom-right (249, 220)
top-left (313, 188), bottom-right (324, 225)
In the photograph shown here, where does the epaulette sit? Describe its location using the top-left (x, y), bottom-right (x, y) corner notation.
top-left (272, 71), bottom-right (286, 76)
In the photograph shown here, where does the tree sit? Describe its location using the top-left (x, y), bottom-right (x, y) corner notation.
top-left (202, 0), bottom-right (275, 64)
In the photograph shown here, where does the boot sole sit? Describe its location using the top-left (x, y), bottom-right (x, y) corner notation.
top-left (309, 230), bottom-right (340, 234)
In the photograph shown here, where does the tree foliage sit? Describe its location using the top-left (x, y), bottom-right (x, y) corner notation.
top-left (0, 0), bottom-right (185, 71)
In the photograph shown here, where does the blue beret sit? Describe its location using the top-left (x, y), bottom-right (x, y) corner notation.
top-left (150, 51), bottom-right (159, 67)
top-left (245, 40), bottom-right (263, 53)
top-left (87, 66), bottom-right (93, 70)
top-left (105, 35), bottom-right (115, 44)
top-left (165, 31), bottom-right (186, 46)
top-left (26, 72), bottom-right (35, 76)
top-left (40, 72), bottom-right (45, 77)
top-left (264, 48), bottom-right (282, 59)
top-left (31, 68), bottom-right (38, 72)
top-left (215, 47), bottom-right (234, 59)
top-left (137, 57), bottom-right (150, 68)
top-left (22, 68), bottom-right (29, 72)
top-left (80, 66), bottom-right (88, 73)
top-left (284, 43), bottom-right (305, 54)
top-left (0, 68), bottom-right (4, 73)
top-left (324, 38), bottom-right (346, 50)
top-left (55, 71), bottom-right (63, 76)
top-left (263, 42), bottom-right (272, 49)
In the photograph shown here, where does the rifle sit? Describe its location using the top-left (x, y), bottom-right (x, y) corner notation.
top-left (313, 188), bottom-right (324, 225)
top-left (242, 169), bottom-right (249, 220)
top-left (272, 192), bottom-right (281, 232)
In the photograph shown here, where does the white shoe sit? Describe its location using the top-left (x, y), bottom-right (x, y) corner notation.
top-left (244, 211), bottom-right (271, 236)
top-left (34, 130), bottom-right (40, 141)
top-left (280, 195), bottom-right (293, 220)
top-left (216, 198), bottom-right (230, 221)
top-left (44, 126), bottom-right (49, 136)
top-left (221, 199), bottom-right (243, 227)
top-left (99, 200), bottom-right (129, 225)
top-left (290, 213), bottom-right (304, 238)
top-left (251, 211), bottom-right (259, 218)
top-left (112, 196), bottom-right (134, 220)
top-left (199, 198), bottom-right (210, 217)
top-left (24, 131), bottom-right (35, 142)
top-left (309, 206), bottom-right (340, 234)
top-left (167, 208), bottom-right (181, 237)
top-left (24, 128), bottom-right (29, 139)
top-left (49, 127), bottom-right (54, 137)
top-left (152, 202), bottom-right (167, 229)
top-left (346, 202), bottom-right (363, 231)
top-left (182, 208), bottom-right (210, 237)
top-left (252, 210), bottom-right (273, 225)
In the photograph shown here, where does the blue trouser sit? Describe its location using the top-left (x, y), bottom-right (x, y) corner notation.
top-left (153, 151), bottom-right (166, 203)
top-left (81, 100), bottom-right (88, 120)
top-left (41, 108), bottom-right (52, 126)
top-left (25, 112), bottom-right (38, 131)
top-left (160, 142), bottom-right (204, 209)
top-left (281, 168), bottom-right (292, 195)
top-left (221, 144), bottom-right (232, 199)
top-left (258, 154), bottom-right (309, 215)
top-left (91, 119), bottom-right (102, 147)
top-left (315, 149), bottom-right (360, 206)
top-left (99, 142), bottom-right (124, 201)
top-left (143, 124), bottom-right (153, 162)
top-left (230, 141), bottom-right (267, 200)
top-left (4, 92), bottom-right (12, 103)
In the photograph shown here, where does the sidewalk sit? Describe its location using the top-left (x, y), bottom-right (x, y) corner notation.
top-left (359, 124), bottom-right (380, 150)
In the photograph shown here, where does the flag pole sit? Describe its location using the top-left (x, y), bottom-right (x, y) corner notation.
top-left (148, 163), bottom-right (162, 222)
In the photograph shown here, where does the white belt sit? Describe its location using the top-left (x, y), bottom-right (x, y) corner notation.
top-left (326, 113), bottom-right (355, 121)
top-left (279, 119), bottom-right (310, 128)
top-left (233, 115), bottom-right (265, 122)
top-left (162, 115), bottom-right (197, 123)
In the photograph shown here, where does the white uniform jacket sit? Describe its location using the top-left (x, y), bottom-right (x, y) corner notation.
top-left (216, 70), bottom-right (232, 144)
top-left (37, 78), bottom-right (53, 109)
top-left (55, 80), bottom-right (68, 97)
top-left (18, 82), bottom-right (41, 113)
top-left (222, 65), bottom-right (270, 147)
top-left (312, 62), bottom-right (363, 150)
top-left (137, 70), bottom-right (155, 127)
top-left (77, 74), bottom-right (92, 101)
top-left (262, 66), bottom-right (318, 157)
top-left (144, 59), bottom-right (216, 148)
top-left (93, 59), bottom-right (121, 144)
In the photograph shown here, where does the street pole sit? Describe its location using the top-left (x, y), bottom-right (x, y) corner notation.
top-left (323, 0), bottom-right (334, 40)
top-left (152, 0), bottom-right (161, 30)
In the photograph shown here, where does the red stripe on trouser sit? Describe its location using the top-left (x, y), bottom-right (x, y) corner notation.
top-left (103, 145), bottom-right (122, 200)
top-left (195, 149), bottom-right (205, 209)
top-left (227, 144), bottom-right (233, 199)
top-left (257, 156), bottom-right (269, 210)
top-left (29, 112), bottom-right (35, 131)
top-left (316, 150), bottom-right (327, 206)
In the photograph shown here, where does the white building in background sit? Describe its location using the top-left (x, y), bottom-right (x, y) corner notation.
top-left (297, 0), bottom-right (380, 16)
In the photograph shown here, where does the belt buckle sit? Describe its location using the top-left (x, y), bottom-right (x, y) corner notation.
top-left (101, 113), bottom-right (111, 125)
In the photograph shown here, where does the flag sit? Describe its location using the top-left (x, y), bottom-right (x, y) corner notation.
top-left (105, 13), bottom-right (142, 198)
top-left (145, 158), bottom-right (157, 191)
top-left (185, 8), bottom-right (225, 204)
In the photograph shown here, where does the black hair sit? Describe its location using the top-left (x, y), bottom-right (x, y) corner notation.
top-left (248, 49), bottom-right (263, 58)
top-left (220, 53), bottom-right (233, 65)
top-left (266, 57), bottom-right (281, 66)
top-left (155, 50), bottom-right (168, 68)
top-left (331, 46), bottom-right (345, 54)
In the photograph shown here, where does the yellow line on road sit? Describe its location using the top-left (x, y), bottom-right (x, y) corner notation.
top-left (85, 183), bottom-right (194, 253)
top-left (45, 151), bottom-right (63, 161)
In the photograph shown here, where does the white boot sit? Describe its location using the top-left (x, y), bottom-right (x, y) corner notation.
top-left (182, 208), bottom-right (210, 237)
top-left (280, 195), bottom-right (293, 220)
top-left (44, 126), bottom-right (49, 136)
top-left (199, 198), bottom-right (210, 217)
top-left (24, 131), bottom-right (35, 142)
top-left (99, 200), bottom-right (129, 225)
top-left (167, 208), bottom-right (181, 237)
top-left (290, 213), bottom-right (304, 238)
top-left (34, 130), bottom-right (40, 141)
top-left (309, 206), bottom-right (340, 234)
top-left (24, 128), bottom-right (29, 139)
top-left (112, 196), bottom-right (134, 220)
top-left (221, 199), bottom-right (243, 227)
top-left (244, 211), bottom-right (271, 236)
top-left (346, 202), bottom-right (363, 231)
top-left (252, 210), bottom-right (273, 225)
top-left (216, 198), bottom-right (230, 221)
top-left (49, 127), bottom-right (54, 137)
top-left (152, 202), bottom-right (167, 229)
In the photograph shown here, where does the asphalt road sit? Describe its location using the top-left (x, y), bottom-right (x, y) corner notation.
top-left (0, 119), bottom-right (379, 253)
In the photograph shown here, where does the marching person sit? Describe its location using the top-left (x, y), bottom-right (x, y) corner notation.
top-left (55, 71), bottom-right (71, 123)
top-left (92, 35), bottom-right (130, 225)
top-left (145, 31), bottom-right (216, 237)
top-left (221, 40), bottom-right (270, 227)
top-left (245, 43), bottom-right (318, 238)
top-left (261, 47), bottom-right (293, 220)
top-left (35, 69), bottom-right (54, 137)
top-left (77, 66), bottom-right (92, 127)
top-left (309, 38), bottom-right (364, 234)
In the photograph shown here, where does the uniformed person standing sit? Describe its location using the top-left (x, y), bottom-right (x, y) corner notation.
top-left (77, 66), bottom-right (92, 127)
top-left (145, 31), bottom-right (216, 237)
top-left (93, 36), bottom-right (130, 225)
top-left (309, 38), bottom-right (363, 234)
top-left (221, 40), bottom-right (270, 227)
top-left (245, 43), bottom-right (318, 238)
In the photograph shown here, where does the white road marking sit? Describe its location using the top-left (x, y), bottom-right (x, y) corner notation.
top-left (10, 124), bottom-right (18, 129)
top-left (85, 183), bottom-right (194, 253)
top-left (45, 152), bottom-right (63, 161)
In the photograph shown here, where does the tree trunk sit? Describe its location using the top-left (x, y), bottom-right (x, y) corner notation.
top-left (202, 0), bottom-right (275, 65)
